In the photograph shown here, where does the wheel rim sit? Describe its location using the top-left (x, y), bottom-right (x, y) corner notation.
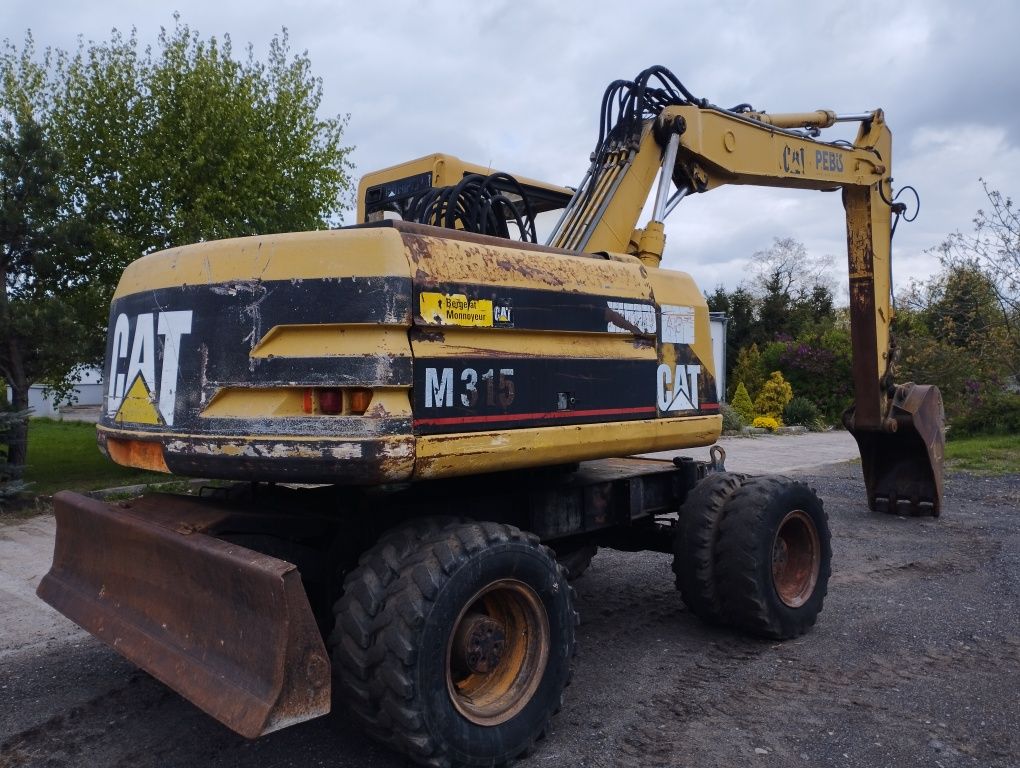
top-left (446, 579), bottom-right (550, 726)
top-left (771, 510), bottom-right (821, 608)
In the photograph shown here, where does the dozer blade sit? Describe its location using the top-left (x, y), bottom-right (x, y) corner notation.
top-left (845, 383), bottom-right (945, 517)
top-left (37, 491), bottom-right (331, 738)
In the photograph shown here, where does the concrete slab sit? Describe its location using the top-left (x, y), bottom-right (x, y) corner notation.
top-left (641, 429), bottom-right (859, 475)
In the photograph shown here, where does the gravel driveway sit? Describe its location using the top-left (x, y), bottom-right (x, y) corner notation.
top-left (1, 461), bottom-right (1018, 768)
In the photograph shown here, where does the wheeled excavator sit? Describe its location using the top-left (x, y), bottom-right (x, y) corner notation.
top-left (38, 67), bottom-right (944, 767)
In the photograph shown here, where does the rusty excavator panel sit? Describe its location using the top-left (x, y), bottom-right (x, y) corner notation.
top-left (845, 383), bottom-right (945, 517)
top-left (36, 491), bottom-right (331, 738)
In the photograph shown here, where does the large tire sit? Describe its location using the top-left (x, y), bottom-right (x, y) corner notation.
top-left (330, 520), bottom-right (577, 767)
top-left (716, 475), bottom-right (832, 640)
top-left (672, 472), bottom-right (744, 624)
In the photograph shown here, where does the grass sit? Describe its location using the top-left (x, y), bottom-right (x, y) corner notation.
top-left (22, 418), bottom-right (169, 496)
top-left (945, 433), bottom-right (1020, 475)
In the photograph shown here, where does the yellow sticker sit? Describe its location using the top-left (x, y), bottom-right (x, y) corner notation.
top-left (419, 292), bottom-right (493, 327)
top-left (115, 374), bottom-right (163, 425)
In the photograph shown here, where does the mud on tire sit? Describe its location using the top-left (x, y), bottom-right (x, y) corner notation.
top-left (716, 475), bottom-right (832, 640)
top-left (672, 471), bottom-right (744, 624)
top-left (330, 519), bottom-right (577, 767)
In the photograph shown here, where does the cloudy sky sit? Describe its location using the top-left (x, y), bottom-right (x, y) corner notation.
top-left (4, 0), bottom-right (1018, 295)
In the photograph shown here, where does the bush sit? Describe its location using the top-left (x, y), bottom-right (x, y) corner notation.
top-left (783, 396), bottom-right (822, 428)
top-left (950, 391), bottom-right (1020, 437)
top-left (761, 329), bottom-right (853, 423)
top-left (731, 381), bottom-right (755, 423)
top-left (731, 344), bottom-right (765, 401)
top-left (720, 402), bottom-right (745, 432)
top-left (754, 371), bottom-right (794, 419)
top-left (752, 415), bottom-right (781, 432)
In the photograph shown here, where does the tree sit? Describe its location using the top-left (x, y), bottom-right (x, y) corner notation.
top-left (751, 238), bottom-right (837, 344)
top-left (896, 263), bottom-right (1012, 422)
top-left (754, 371), bottom-right (794, 420)
top-left (706, 283), bottom-right (754, 375)
top-left (0, 117), bottom-right (90, 466)
top-left (707, 238), bottom-right (838, 400)
top-left (731, 343), bottom-right (764, 400)
top-left (1, 19), bottom-right (354, 462)
top-left (0, 408), bottom-right (30, 505)
top-left (731, 381), bottom-right (755, 423)
top-left (934, 181), bottom-right (1019, 379)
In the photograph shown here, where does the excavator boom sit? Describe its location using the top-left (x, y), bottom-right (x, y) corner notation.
top-left (550, 73), bottom-right (944, 514)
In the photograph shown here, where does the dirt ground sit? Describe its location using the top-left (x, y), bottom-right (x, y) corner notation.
top-left (1, 462), bottom-right (1018, 768)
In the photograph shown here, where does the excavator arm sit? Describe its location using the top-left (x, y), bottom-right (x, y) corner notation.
top-left (550, 85), bottom-right (944, 515)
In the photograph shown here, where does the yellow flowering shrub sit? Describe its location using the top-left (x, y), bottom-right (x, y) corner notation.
top-left (752, 415), bottom-right (781, 432)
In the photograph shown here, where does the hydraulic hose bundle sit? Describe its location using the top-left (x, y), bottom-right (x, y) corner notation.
top-left (409, 172), bottom-right (538, 243)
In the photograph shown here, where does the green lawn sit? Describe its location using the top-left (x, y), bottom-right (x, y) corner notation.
top-left (23, 418), bottom-right (170, 496)
top-left (945, 433), bottom-right (1020, 475)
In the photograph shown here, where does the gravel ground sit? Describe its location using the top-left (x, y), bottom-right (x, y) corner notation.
top-left (1, 463), bottom-right (1018, 768)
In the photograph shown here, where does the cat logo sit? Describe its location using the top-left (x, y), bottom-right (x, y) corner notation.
top-left (494, 302), bottom-right (513, 326)
top-left (656, 363), bottom-right (701, 412)
top-left (106, 311), bottom-right (192, 426)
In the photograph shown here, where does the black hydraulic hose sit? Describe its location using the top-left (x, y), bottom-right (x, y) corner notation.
top-left (409, 172), bottom-right (538, 243)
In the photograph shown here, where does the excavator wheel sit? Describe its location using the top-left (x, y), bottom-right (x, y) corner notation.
top-left (330, 520), bottom-right (577, 767)
top-left (715, 476), bottom-right (832, 640)
top-left (672, 471), bottom-right (745, 624)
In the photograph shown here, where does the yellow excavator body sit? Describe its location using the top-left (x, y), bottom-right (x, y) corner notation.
top-left (97, 219), bottom-right (723, 483)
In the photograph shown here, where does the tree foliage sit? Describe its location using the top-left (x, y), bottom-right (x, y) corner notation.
top-left (896, 263), bottom-right (1013, 423)
top-left (932, 180), bottom-right (1020, 380)
top-left (1, 19), bottom-right (354, 463)
top-left (0, 117), bottom-right (91, 464)
top-left (754, 371), bottom-right (794, 420)
top-left (731, 343), bottom-right (764, 401)
top-left (730, 381), bottom-right (755, 423)
top-left (0, 408), bottom-right (30, 505)
top-left (707, 237), bottom-right (844, 417)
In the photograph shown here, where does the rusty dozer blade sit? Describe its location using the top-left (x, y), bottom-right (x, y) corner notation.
top-left (37, 491), bottom-right (331, 738)
top-left (844, 383), bottom-right (945, 517)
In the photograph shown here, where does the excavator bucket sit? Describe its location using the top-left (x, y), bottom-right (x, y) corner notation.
top-left (845, 383), bottom-right (945, 517)
top-left (37, 491), bottom-right (331, 738)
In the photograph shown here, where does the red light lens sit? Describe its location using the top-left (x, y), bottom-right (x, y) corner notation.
top-left (318, 388), bottom-right (343, 415)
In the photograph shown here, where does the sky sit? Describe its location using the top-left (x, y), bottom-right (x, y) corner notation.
top-left (4, 0), bottom-right (1019, 296)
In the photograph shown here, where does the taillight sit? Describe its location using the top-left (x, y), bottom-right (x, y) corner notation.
top-left (302, 387), bottom-right (372, 415)
top-left (349, 388), bottom-right (372, 415)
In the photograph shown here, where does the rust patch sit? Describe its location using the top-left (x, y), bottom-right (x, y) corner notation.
top-left (410, 326), bottom-right (446, 343)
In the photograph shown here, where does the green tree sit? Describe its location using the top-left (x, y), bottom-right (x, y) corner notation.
top-left (935, 181), bottom-right (1019, 378)
top-left (731, 381), bottom-right (755, 423)
top-left (706, 284), bottom-right (754, 377)
top-left (0, 117), bottom-right (90, 466)
top-left (896, 264), bottom-right (1012, 422)
top-left (754, 370), bottom-right (794, 420)
top-left (0, 408), bottom-right (30, 505)
top-left (1, 20), bottom-right (354, 462)
top-left (760, 320), bottom-right (853, 424)
top-left (731, 343), bottom-right (765, 400)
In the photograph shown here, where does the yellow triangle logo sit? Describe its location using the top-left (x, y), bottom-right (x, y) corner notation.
top-left (114, 374), bottom-right (163, 426)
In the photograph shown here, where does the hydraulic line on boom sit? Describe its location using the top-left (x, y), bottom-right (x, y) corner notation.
top-left (549, 66), bottom-right (944, 515)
